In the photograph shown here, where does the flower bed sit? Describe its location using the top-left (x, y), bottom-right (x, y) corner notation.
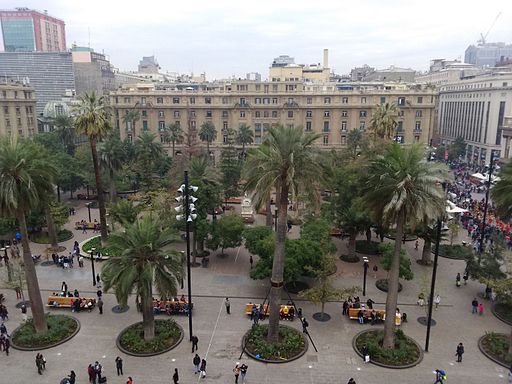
top-left (11, 314), bottom-right (79, 350)
top-left (492, 303), bottom-right (512, 326)
top-left (353, 329), bottom-right (423, 368)
top-left (356, 240), bottom-right (382, 255)
top-left (340, 254), bottom-right (360, 263)
top-left (116, 319), bottom-right (183, 356)
top-left (243, 324), bottom-right (307, 363)
top-left (376, 279), bottom-right (403, 293)
top-left (432, 244), bottom-right (470, 260)
top-left (478, 332), bottom-right (512, 368)
top-left (31, 229), bottom-right (73, 244)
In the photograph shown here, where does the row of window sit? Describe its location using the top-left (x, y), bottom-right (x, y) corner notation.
top-left (2, 105), bottom-right (33, 115)
top-left (118, 95), bottom-right (425, 106)
top-left (0, 90), bottom-right (32, 99)
top-left (3, 116), bottom-right (34, 127)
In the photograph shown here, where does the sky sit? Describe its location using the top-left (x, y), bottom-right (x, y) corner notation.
top-left (2, 0), bottom-right (511, 80)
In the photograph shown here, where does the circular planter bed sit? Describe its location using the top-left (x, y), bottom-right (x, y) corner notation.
top-left (116, 319), bottom-right (183, 357)
top-left (416, 259), bottom-right (433, 266)
top-left (243, 324), bottom-right (307, 363)
top-left (284, 281), bottom-right (310, 294)
top-left (376, 279), bottom-right (403, 293)
top-left (353, 329), bottom-right (423, 368)
top-left (340, 254), bottom-right (360, 263)
top-left (385, 231), bottom-right (417, 242)
top-left (31, 229), bottom-right (73, 244)
top-left (478, 333), bottom-right (512, 368)
top-left (11, 314), bottom-right (80, 351)
top-left (312, 312), bottom-right (331, 321)
top-left (81, 236), bottom-right (112, 258)
top-left (492, 303), bottom-right (512, 326)
top-left (432, 244), bottom-right (470, 260)
top-left (356, 240), bottom-right (382, 255)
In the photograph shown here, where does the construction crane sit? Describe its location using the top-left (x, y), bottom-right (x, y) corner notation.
top-left (478, 11), bottom-right (502, 45)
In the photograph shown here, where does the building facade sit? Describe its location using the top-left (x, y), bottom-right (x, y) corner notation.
top-left (465, 43), bottom-right (512, 67)
top-left (437, 72), bottom-right (512, 164)
top-left (0, 79), bottom-right (36, 137)
top-left (269, 50), bottom-right (330, 83)
top-left (72, 46), bottom-right (115, 96)
top-left (415, 60), bottom-right (482, 86)
top-left (0, 52), bottom-right (75, 115)
top-left (110, 80), bottom-right (436, 157)
top-left (0, 8), bottom-right (66, 52)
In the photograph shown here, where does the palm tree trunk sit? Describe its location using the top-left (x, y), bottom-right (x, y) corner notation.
top-left (366, 227), bottom-right (372, 241)
top-left (348, 232), bottom-right (356, 259)
top-left (421, 239), bottom-right (432, 265)
top-left (172, 140), bottom-right (176, 158)
top-left (56, 185), bottom-right (61, 202)
top-left (141, 294), bottom-right (155, 341)
top-left (206, 141), bottom-right (210, 159)
top-left (89, 138), bottom-right (108, 244)
top-left (16, 209), bottom-right (47, 333)
top-left (265, 198), bottom-right (272, 227)
top-left (44, 205), bottom-right (59, 248)
top-left (382, 214), bottom-right (404, 349)
top-left (109, 169), bottom-right (118, 203)
top-left (267, 182), bottom-right (289, 343)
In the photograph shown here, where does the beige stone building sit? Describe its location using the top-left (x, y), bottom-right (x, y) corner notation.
top-left (269, 50), bottom-right (330, 83)
top-left (0, 80), bottom-right (36, 137)
top-left (110, 80), bottom-right (437, 158)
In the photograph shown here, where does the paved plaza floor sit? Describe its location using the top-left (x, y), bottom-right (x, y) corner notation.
top-left (0, 198), bottom-right (510, 384)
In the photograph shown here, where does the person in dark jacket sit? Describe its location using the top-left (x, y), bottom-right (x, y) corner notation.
top-left (456, 342), bottom-right (464, 362)
top-left (173, 368), bottom-right (179, 384)
top-left (115, 356), bottom-right (123, 375)
top-left (193, 354), bottom-right (201, 374)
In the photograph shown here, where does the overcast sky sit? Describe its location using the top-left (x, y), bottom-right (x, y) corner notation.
top-left (2, 0), bottom-right (511, 79)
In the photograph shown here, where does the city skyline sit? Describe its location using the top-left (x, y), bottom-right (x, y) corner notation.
top-left (1, 0), bottom-right (511, 79)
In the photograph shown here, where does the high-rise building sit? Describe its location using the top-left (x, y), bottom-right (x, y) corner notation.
top-left (0, 52), bottom-right (75, 115)
top-left (72, 46), bottom-right (115, 96)
top-left (437, 71), bottom-right (512, 164)
top-left (138, 56), bottom-right (160, 74)
top-left (0, 8), bottom-right (66, 52)
top-left (465, 43), bottom-right (512, 67)
top-left (0, 79), bottom-right (37, 137)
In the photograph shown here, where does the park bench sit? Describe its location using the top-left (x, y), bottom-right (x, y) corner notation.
top-left (46, 295), bottom-right (96, 309)
top-left (348, 307), bottom-right (386, 322)
top-left (74, 221), bottom-right (98, 230)
top-left (152, 300), bottom-right (193, 315)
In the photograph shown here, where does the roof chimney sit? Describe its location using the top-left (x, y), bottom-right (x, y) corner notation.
top-left (323, 49), bottom-right (329, 68)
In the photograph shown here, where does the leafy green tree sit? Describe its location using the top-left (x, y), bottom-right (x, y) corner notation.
top-left (299, 256), bottom-right (359, 320)
top-left (207, 213), bottom-right (245, 255)
top-left (347, 128), bottom-right (364, 159)
top-left (363, 143), bottom-right (446, 349)
top-left (300, 217), bottom-right (336, 255)
top-left (244, 125), bottom-right (323, 342)
top-left (134, 132), bottom-right (165, 189)
top-left (491, 160), bottom-right (512, 219)
top-left (379, 243), bottom-right (414, 281)
top-left (340, 198), bottom-right (373, 259)
top-left (235, 123), bottom-right (254, 154)
top-left (244, 226), bottom-right (274, 258)
top-left (0, 136), bottom-right (56, 333)
top-left (52, 113), bottom-right (76, 154)
top-left (199, 121), bottom-right (217, 159)
top-left (122, 109), bottom-right (141, 138)
top-left (51, 151), bottom-right (85, 200)
top-left (369, 102), bottom-right (398, 141)
top-left (102, 215), bottom-right (183, 341)
top-left (73, 91), bottom-right (112, 244)
top-left (449, 137), bottom-right (466, 160)
top-left (99, 133), bottom-right (125, 203)
top-left (219, 129), bottom-right (242, 202)
top-left (164, 122), bottom-right (183, 158)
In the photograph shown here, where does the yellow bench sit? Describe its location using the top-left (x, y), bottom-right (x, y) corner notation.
top-left (152, 300), bottom-right (193, 315)
top-left (47, 295), bottom-right (96, 309)
top-left (74, 221), bottom-right (98, 230)
top-left (244, 304), bottom-right (296, 320)
top-left (348, 307), bottom-right (386, 321)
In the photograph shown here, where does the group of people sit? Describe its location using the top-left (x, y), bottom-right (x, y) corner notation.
top-left (152, 295), bottom-right (191, 315)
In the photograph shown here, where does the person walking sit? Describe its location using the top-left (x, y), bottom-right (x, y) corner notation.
top-left (479, 302), bottom-right (484, 315)
top-left (233, 363), bottom-right (241, 384)
top-left (463, 271), bottom-right (469, 285)
top-left (456, 342), bottom-right (464, 362)
top-left (4, 336), bottom-right (10, 355)
top-left (434, 294), bottom-right (441, 310)
top-left (68, 370), bottom-right (76, 384)
top-left (191, 335), bottom-right (199, 352)
top-left (193, 354), bottom-right (201, 374)
top-left (88, 364), bottom-right (96, 384)
top-left (94, 361), bottom-right (102, 383)
top-left (302, 317), bottom-right (309, 333)
top-left (172, 368), bottom-right (179, 384)
top-left (471, 298), bottom-right (478, 314)
top-left (97, 298), bottom-right (104, 315)
top-left (456, 273), bottom-right (461, 287)
top-left (126, 377), bottom-right (133, 384)
top-left (0, 322), bottom-right (7, 336)
top-left (434, 369), bottom-right (446, 384)
top-left (200, 358), bottom-right (207, 378)
top-left (225, 297), bottom-right (231, 314)
top-left (115, 356), bottom-right (123, 375)
top-left (61, 281), bottom-right (68, 295)
top-left (347, 379), bottom-right (356, 384)
top-left (21, 303), bottom-right (27, 321)
top-left (415, 240), bottom-right (419, 250)
top-left (79, 255), bottom-right (84, 268)
top-left (35, 354), bottom-right (44, 375)
top-left (240, 363), bottom-right (248, 383)
top-left (249, 255), bottom-right (253, 269)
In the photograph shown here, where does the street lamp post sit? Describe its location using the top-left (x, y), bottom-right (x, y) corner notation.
top-left (86, 202), bottom-right (92, 222)
top-left (362, 257), bottom-right (369, 296)
top-left (478, 155), bottom-right (495, 264)
top-left (425, 219), bottom-right (442, 352)
top-left (89, 247), bottom-right (97, 287)
top-left (175, 171), bottom-right (198, 342)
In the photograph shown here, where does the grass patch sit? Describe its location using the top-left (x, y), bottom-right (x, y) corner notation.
top-left (340, 254), bottom-right (360, 263)
top-left (119, 319), bottom-right (182, 354)
top-left (82, 236), bottom-right (112, 256)
top-left (376, 279), bottom-right (403, 293)
top-left (355, 329), bottom-right (421, 366)
top-left (481, 332), bottom-right (512, 366)
top-left (356, 240), bottom-right (382, 255)
top-left (494, 303), bottom-right (512, 324)
top-left (31, 229), bottom-right (73, 244)
top-left (245, 324), bottom-right (305, 361)
top-left (12, 314), bottom-right (78, 348)
top-left (435, 244), bottom-right (471, 260)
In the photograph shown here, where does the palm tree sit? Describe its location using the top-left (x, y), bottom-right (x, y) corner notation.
top-left (199, 121), bottom-right (217, 159)
top-left (340, 198), bottom-right (372, 259)
top-left (235, 123), bottom-right (254, 154)
top-left (346, 128), bottom-right (363, 159)
top-left (0, 136), bottom-right (57, 333)
top-left (52, 113), bottom-right (75, 153)
top-left (363, 143), bottom-right (446, 349)
top-left (73, 91), bottom-right (112, 244)
top-left (101, 215), bottom-right (183, 341)
top-left (164, 122), bottom-right (183, 157)
top-left (369, 102), bottom-right (398, 140)
top-left (491, 160), bottom-right (512, 218)
top-left (122, 109), bottom-right (141, 138)
top-left (135, 132), bottom-right (165, 188)
top-left (244, 125), bottom-right (322, 342)
top-left (109, 199), bottom-right (141, 226)
top-left (99, 134), bottom-right (124, 203)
